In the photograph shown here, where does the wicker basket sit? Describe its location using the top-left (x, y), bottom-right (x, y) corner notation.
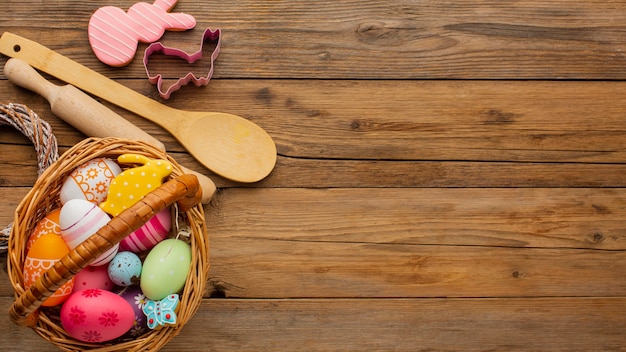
top-left (6, 137), bottom-right (210, 351)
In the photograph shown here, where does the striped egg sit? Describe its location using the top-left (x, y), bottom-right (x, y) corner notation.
top-left (60, 199), bottom-right (118, 266)
top-left (120, 208), bottom-right (171, 253)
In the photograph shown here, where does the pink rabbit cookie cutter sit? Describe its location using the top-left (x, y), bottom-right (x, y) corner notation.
top-left (143, 27), bottom-right (221, 99)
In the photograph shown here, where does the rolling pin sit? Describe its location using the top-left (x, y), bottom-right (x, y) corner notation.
top-left (4, 58), bottom-right (215, 203)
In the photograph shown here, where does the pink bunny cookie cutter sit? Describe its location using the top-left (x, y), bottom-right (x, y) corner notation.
top-left (143, 27), bottom-right (221, 100)
top-left (88, 0), bottom-right (196, 67)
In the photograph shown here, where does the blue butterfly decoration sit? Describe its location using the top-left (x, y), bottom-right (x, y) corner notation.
top-left (142, 294), bottom-right (180, 329)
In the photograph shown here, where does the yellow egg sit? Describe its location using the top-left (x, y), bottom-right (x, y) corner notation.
top-left (23, 232), bottom-right (75, 306)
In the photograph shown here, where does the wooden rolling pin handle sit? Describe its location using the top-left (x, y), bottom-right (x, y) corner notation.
top-left (4, 58), bottom-right (165, 150)
top-left (4, 58), bottom-right (216, 203)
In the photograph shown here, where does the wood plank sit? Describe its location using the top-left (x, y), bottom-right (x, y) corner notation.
top-left (169, 298), bottom-right (626, 352)
top-left (0, 297), bottom-right (624, 351)
top-left (3, 1), bottom-right (626, 79)
top-left (208, 188), bottom-right (626, 250)
top-left (206, 237), bottom-right (626, 298)
top-left (4, 79), bottom-right (626, 163)
top-left (240, 80), bottom-right (626, 162)
top-left (5, 143), bottom-right (626, 189)
top-left (3, 187), bottom-right (624, 252)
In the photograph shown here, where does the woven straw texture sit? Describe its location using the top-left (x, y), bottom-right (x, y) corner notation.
top-left (7, 137), bottom-right (209, 351)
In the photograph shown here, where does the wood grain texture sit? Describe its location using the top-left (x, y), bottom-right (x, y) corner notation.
top-left (2, 0), bottom-right (626, 350)
top-left (3, 1), bottom-right (626, 79)
top-left (0, 297), bottom-right (624, 351)
top-left (6, 79), bottom-right (626, 162)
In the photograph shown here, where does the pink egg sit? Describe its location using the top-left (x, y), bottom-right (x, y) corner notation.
top-left (120, 208), bottom-right (171, 253)
top-left (60, 157), bottom-right (122, 205)
top-left (60, 199), bottom-right (118, 266)
top-left (119, 286), bottom-right (149, 338)
top-left (60, 289), bottom-right (135, 343)
top-left (73, 265), bottom-right (116, 292)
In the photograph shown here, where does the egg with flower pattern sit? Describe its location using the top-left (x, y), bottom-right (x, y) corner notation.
top-left (119, 286), bottom-right (149, 337)
top-left (23, 233), bottom-right (75, 306)
top-left (60, 157), bottom-right (122, 205)
top-left (26, 208), bottom-right (61, 253)
top-left (60, 289), bottom-right (135, 342)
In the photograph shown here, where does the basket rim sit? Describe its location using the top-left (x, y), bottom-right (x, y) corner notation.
top-left (7, 137), bottom-right (210, 351)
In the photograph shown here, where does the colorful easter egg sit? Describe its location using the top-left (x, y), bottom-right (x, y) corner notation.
top-left (108, 252), bottom-right (142, 287)
top-left (140, 239), bottom-right (191, 300)
top-left (60, 289), bottom-right (135, 343)
top-left (119, 286), bottom-right (149, 337)
top-left (23, 233), bottom-right (75, 306)
top-left (60, 199), bottom-right (118, 266)
top-left (120, 208), bottom-right (171, 253)
top-left (100, 154), bottom-right (173, 217)
top-left (26, 208), bottom-right (61, 253)
top-left (73, 265), bottom-right (116, 292)
top-left (60, 157), bottom-right (122, 205)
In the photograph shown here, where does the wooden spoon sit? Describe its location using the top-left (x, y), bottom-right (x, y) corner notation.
top-left (0, 32), bottom-right (276, 183)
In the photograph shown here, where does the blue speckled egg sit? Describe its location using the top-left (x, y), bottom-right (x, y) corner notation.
top-left (107, 251), bottom-right (142, 286)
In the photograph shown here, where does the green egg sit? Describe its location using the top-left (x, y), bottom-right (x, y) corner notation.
top-left (140, 238), bottom-right (191, 300)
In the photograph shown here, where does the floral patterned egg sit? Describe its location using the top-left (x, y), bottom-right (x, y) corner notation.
top-left (60, 157), bottom-right (122, 205)
top-left (26, 208), bottom-right (61, 253)
top-left (23, 233), bottom-right (75, 306)
top-left (119, 286), bottom-right (149, 338)
top-left (60, 289), bottom-right (135, 343)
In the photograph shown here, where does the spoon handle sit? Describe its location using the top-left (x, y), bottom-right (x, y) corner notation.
top-left (0, 32), bottom-right (181, 128)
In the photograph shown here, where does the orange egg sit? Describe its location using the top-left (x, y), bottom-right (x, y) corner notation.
top-left (23, 232), bottom-right (75, 306)
top-left (26, 208), bottom-right (61, 253)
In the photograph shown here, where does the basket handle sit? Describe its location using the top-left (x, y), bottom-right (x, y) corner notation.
top-left (9, 174), bottom-right (202, 327)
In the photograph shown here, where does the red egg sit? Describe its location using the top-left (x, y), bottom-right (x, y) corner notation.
top-left (23, 233), bottom-right (75, 306)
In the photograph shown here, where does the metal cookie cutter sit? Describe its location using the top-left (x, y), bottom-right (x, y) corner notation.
top-left (143, 27), bottom-right (221, 99)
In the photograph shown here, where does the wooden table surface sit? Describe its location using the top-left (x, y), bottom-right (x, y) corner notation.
top-left (2, 1), bottom-right (626, 351)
